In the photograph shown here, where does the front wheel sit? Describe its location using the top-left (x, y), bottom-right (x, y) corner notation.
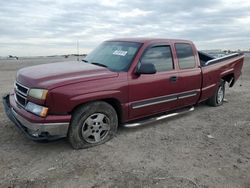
top-left (68, 101), bottom-right (118, 149)
top-left (207, 80), bottom-right (225, 107)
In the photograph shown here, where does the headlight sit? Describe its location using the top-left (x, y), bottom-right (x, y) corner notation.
top-left (28, 89), bottom-right (48, 100)
top-left (25, 102), bottom-right (48, 117)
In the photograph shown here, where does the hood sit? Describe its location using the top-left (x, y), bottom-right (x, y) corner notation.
top-left (16, 61), bottom-right (118, 89)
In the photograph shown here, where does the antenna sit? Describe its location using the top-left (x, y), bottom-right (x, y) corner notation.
top-left (77, 40), bottom-right (79, 61)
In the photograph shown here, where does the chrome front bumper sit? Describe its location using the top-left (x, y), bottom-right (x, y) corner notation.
top-left (11, 108), bottom-right (69, 137)
top-left (3, 94), bottom-right (69, 141)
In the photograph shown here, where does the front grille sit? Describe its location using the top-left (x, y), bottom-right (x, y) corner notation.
top-left (14, 82), bottom-right (30, 108)
top-left (16, 83), bottom-right (29, 95)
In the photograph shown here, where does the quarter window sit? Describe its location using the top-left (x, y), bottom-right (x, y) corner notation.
top-left (140, 46), bottom-right (174, 72)
top-left (175, 43), bottom-right (196, 69)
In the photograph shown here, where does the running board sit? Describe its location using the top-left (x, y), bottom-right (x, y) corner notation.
top-left (123, 106), bottom-right (195, 128)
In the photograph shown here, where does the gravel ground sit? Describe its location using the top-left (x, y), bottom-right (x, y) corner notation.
top-left (0, 56), bottom-right (249, 188)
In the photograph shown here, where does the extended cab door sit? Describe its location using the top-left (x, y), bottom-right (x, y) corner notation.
top-left (128, 44), bottom-right (180, 120)
top-left (173, 43), bottom-right (202, 107)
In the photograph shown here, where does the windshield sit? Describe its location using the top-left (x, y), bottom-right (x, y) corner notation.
top-left (83, 41), bottom-right (142, 72)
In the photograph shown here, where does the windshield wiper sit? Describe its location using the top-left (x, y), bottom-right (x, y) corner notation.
top-left (83, 60), bottom-right (108, 68)
top-left (91, 62), bottom-right (108, 68)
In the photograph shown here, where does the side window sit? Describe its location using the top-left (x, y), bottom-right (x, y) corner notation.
top-left (175, 43), bottom-right (196, 69)
top-left (140, 46), bottom-right (174, 72)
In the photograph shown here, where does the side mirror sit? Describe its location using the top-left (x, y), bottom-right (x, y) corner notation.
top-left (136, 63), bottom-right (156, 75)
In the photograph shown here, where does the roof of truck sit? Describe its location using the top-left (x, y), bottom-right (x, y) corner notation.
top-left (107, 38), bottom-right (192, 44)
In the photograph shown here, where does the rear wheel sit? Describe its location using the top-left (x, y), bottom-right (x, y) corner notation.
top-left (68, 101), bottom-right (118, 149)
top-left (207, 80), bottom-right (225, 107)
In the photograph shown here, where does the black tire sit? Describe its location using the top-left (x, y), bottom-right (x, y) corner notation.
top-left (68, 101), bottom-right (118, 149)
top-left (206, 80), bottom-right (225, 107)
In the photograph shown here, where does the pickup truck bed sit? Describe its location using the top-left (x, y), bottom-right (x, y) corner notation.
top-left (3, 38), bottom-right (244, 149)
top-left (198, 52), bottom-right (243, 103)
top-left (199, 51), bottom-right (242, 67)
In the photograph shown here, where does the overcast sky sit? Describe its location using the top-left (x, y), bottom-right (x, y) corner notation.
top-left (0, 0), bottom-right (250, 56)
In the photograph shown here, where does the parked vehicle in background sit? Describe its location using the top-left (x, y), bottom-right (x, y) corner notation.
top-left (3, 38), bottom-right (244, 149)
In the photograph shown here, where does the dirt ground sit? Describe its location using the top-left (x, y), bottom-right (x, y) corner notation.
top-left (0, 56), bottom-right (249, 188)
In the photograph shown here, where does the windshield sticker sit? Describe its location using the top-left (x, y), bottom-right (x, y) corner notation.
top-left (113, 50), bottom-right (128, 56)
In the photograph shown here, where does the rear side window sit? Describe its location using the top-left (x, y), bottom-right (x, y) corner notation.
top-left (140, 46), bottom-right (173, 72)
top-left (175, 43), bottom-right (196, 69)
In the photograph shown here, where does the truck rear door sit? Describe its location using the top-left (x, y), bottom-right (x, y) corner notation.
top-left (173, 42), bottom-right (202, 107)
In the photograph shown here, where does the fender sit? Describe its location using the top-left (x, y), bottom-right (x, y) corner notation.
top-left (69, 90), bottom-right (129, 122)
top-left (220, 68), bottom-right (234, 77)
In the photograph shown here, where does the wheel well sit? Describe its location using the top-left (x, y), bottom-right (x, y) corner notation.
top-left (103, 98), bottom-right (123, 124)
top-left (70, 98), bottom-right (123, 124)
top-left (222, 73), bottom-right (234, 87)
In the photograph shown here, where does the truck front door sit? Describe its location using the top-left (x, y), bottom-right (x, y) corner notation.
top-left (128, 44), bottom-right (180, 120)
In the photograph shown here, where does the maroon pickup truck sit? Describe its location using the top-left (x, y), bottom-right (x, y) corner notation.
top-left (3, 38), bottom-right (244, 149)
